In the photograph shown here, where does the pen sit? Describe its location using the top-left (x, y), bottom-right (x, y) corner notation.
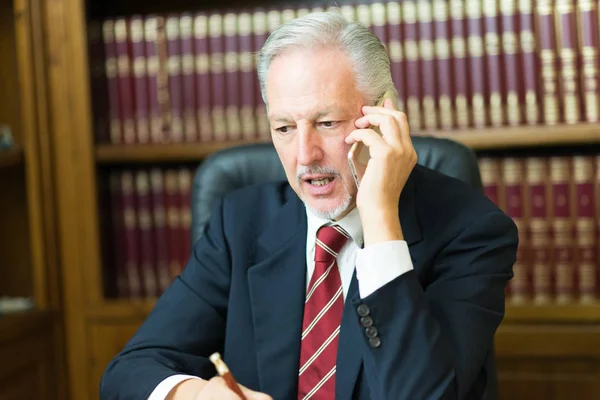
top-left (209, 352), bottom-right (248, 400)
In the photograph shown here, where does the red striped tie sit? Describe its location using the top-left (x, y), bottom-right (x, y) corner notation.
top-left (297, 225), bottom-right (349, 400)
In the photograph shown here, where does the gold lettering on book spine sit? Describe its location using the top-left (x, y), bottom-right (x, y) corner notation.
top-left (386, 2), bottom-right (400, 25)
top-left (433, 0), bottom-right (448, 21)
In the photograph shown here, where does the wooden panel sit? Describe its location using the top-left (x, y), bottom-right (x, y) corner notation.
top-left (0, 167), bottom-right (32, 297)
top-left (88, 320), bottom-right (145, 400)
top-left (497, 359), bottom-right (600, 400)
top-left (0, 312), bottom-right (57, 400)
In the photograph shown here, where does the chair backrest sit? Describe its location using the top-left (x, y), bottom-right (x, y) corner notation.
top-left (191, 135), bottom-right (482, 243)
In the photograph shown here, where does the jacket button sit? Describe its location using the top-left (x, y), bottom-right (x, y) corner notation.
top-left (357, 304), bottom-right (370, 317)
top-left (369, 337), bottom-right (381, 348)
top-left (365, 326), bottom-right (378, 338)
top-left (360, 316), bottom-right (373, 328)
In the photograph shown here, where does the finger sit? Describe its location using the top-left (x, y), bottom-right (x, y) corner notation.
top-left (354, 113), bottom-right (402, 145)
top-left (361, 106), bottom-right (411, 147)
top-left (345, 128), bottom-right (389, 152)
top-left (240, 384), bottom-right (273, 400)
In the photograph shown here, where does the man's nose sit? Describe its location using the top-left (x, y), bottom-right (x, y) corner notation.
top-left (297, 127), bottom-right (323, 166)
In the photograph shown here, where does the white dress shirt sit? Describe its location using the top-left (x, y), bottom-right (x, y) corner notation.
top-left (148, 206), bottom-right (414, 399)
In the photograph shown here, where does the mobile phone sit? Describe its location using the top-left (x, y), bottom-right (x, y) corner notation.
top-left (347, 90), bottom-right (397, 188)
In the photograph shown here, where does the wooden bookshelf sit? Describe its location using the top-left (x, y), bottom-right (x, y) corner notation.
top-left (94, 124), bottom-right (600, 164)
top-left (39, 0), bottom-right (600, 398)
top-left (0, 148), bottom-right (23, 169)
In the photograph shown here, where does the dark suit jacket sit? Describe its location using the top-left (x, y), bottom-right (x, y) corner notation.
top-left (100, 164), bottom-right (518, 400)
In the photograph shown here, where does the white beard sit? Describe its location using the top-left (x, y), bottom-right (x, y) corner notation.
top-left (303, 184), bottom-right (353, 220)
top-left (297, 164), bottom-right (355, 220)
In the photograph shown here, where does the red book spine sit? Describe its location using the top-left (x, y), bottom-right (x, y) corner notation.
top-left (109, 172), bottom-right (128, 297)
top-left (386, 2), bottom-right (405, 113)
top-left (135, 170), bottom-right (159, 298)
top-left (527, 158), bottom-right (552, 303)
top-left (280, 5), bottom-right (296, 23)
top-left (156, 18), bottom-right (172, 140)
top-left (556, 0), bottom-right (582, 124)
top-left (483, 0), bottom-right (505, 127)
top-left (252, 9), bottom-right (270, 139)
top-left (115, 18), bottom-right (137, 144)
top-left (149, 168), bottom-right (172, 294)
top-left (465, 0), bottom-right (487, 128)
top-left (479, 157), bottom-right (502, 208)
top-left (536, 0), bottom-right (561, 125)
top-left (165, 170), bottom-right (183, 278)
top-left (88, 21), bottom-right (110, 143)
top-left (180, 13), bottom-right (198, 142)
top-left (339, 4), bottom-right (355, 23)
top-left (433, 0), bottom-right (453, 130)
top-left (224, 11), bottom-right (242, 141)
top-left (356, 3), bottom-right (372, 31)
top-left (237, 11), bottom-right (257, 140)
top-left (574, 156), bottom-right (597, 302)
top-left (402, 1), bottom-right (423, 131)
top-left (370, 2), bottom-right (387, 45)
top-left (121, 170), bottom-right (143, 298)
top-left (209, 12), bottom-right (227, 141)
top-left (449, 0), bottom-right (470, 128)
top-left (550, 157), bottom-right (574, 303)
top-left (518, 0), bottom-right (540, 125)
top-left (193, 13), bottom-right (213, 142)
top-left (503, 158), bottom-right (530, 303)
top-left (576, 0), bottom-right (600, 123)
top-left (178, 169), bottom-right (193, 270)
top-left (144, 16), bottom-right (164, 144)
top-left (500, 0), bottom-right (522, 126)
top-left (418, 0), bottom-right (438, 130)
top-left (129, 16), bottom-right (149, 144)
top-left (165, 15), bottom-right (184, 142)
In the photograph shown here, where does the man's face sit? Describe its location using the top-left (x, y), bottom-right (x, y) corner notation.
top-left (266, 47), bottom-right (365, 220)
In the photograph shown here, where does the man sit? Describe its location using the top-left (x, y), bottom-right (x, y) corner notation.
top-left (100, 10), bottom-right (517, 400)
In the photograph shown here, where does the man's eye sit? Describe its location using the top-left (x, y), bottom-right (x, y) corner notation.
top-left (275, 126), bottom-right (290, 133)
top-left (319, 121), bottom-right (337, 128)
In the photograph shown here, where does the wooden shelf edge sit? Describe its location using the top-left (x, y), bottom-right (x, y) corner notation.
top-left (0, 148), bottom-right (23, 168)
top-left (423, 123), bottom-right (600, 150)
top-left (504, 302), bottom-right (600, 323)
top-left (95, 139), bottom-right (270, 163)
top-left (95, 124), bottom-right (600, 163)
top-left (0, 309), bottom-right (56, 343)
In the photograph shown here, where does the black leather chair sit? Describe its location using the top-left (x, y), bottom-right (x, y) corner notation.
top-left (190, 135), bottom-right (497, 399)
top-left (191, 136), bottom-right (483, 242)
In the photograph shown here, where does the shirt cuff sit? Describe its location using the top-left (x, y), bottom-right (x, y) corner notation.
top-left (147, 374), bottom-right (201, 400)
top-left (355, 240), bottom-right (414, 298)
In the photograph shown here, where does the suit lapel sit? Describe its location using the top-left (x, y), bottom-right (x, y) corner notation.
top-left (247, 188), bottom-right (307, 399)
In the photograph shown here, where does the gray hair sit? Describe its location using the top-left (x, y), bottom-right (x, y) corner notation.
top-left (256, 9), bottom-right (398, 109)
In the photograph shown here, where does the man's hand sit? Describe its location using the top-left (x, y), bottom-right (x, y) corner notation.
top-left (168, 377), bottom-right (273, 400)
top-left (345, 98), bottom-right (417, 246)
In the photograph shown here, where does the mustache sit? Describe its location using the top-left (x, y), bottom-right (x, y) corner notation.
top-left (296, 165), bottom-right (341, 184)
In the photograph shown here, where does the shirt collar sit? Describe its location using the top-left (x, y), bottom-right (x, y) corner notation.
top-left (306, 205), bottom-right (364, 248)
